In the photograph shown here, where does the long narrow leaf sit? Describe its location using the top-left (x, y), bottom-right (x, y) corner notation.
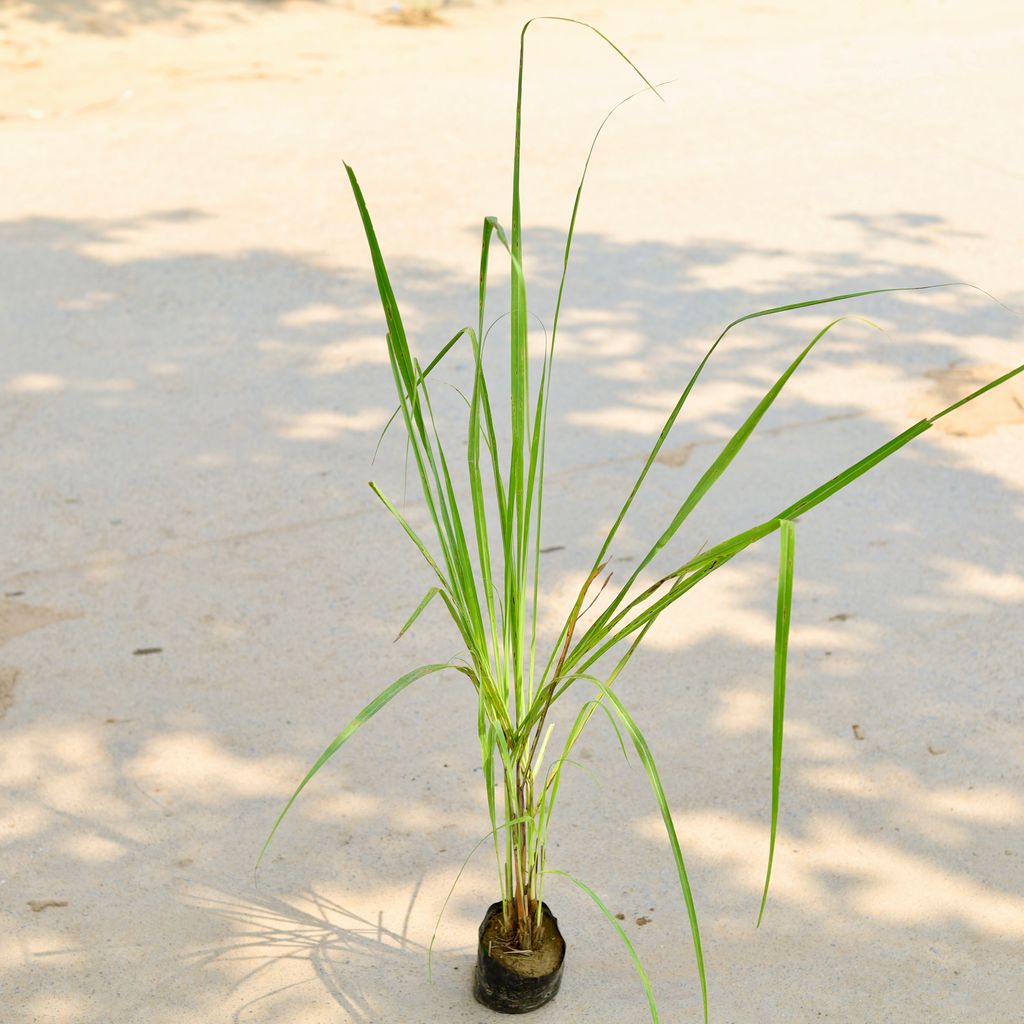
top-left (368, 482), bottom-right (453, 600)
top-left (529, 78), bottom-right (666, 698)
top-left (510, 15), bottom-right (660, 718)
top-left (346, 163), bottom-right (415, 394)
top-left (546, 868), bottom-right (660, 1023)
top-left (372, 326), bottom-right (473, 460)
top-left (576, 316), bottom-right (870, 663)
top-left (427, 814), bottom-right (532, 981)
top-left (758, 519), bottom-right (796, 925)
top-left (560, 284), bottom-right (983, 684)
top-left (930, 360), bottom-right (1024, 422)
top-left (258, 663), bottom-right (452, 867)
top-left (570, 676), bottom-right (709, 1023)
top-left (395, 587), bottom-right (442, 642)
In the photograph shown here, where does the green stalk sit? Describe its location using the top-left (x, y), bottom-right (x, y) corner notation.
top-left (261, 19), bottom-right (1022, 1024)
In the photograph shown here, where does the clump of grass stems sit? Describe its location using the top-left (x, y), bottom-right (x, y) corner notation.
top-left (261, 18), bottom-right (1022, 1021)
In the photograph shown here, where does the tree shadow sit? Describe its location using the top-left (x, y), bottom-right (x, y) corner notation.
top-left (0, 0), bottom-right (319, 36)
top-left (1, 205), bottom-right (1022, 1021)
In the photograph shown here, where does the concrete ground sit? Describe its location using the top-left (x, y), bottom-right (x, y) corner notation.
top-left (1, 1), bottom-right (1022, 1021)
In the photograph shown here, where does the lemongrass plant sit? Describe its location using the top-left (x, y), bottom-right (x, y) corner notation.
top-left (261, 18), bottom-right (1022, 1022)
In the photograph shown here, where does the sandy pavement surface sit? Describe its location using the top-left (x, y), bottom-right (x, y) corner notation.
top-left (1, 1), bottom-right (1023, 1021)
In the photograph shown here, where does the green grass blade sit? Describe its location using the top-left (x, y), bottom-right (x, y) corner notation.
top-left (510, 15), bottom-right (659, 717)
top-left (575, 284), bottom-right (971, 624)
top-left (615, 695), bottom-right (707, 1022)
top-left (578, 424), bottom-right (923, 666)
top-left (537, 688), bottom-right (632, 854)
top-left (467, 358), bottom-right (500, 675)
top-left (546, 868), bottom-right (659, 1023)
top-left (571, 345), bottom-right (1024, 672)
top-left (461, 662), bottom-right (513, 737)
top-left (638, 318), bottom-right (854, 567)
top-left (479, 215), bottom-right (511, 339)
top-left (758, 519), bottom-right (796, 926)
top-left (380, 328), bottom-right (459, 592)
top-left (526, 80), bottom-right (665, 696)
top-left (416, 365), bottom-right (487, 648)
top-left (468, 222), bottom-right (512, 676)
top-left (478, 708), bottom-right (503, 892)
top-left (778, 421), bottom-right (932, 521)
top-left (662, 422), bottom-right (933, 588)
top-left (522, 17), bottom-right (662, 99)
top-left (394, 587), bottom-right (442, 642)
top-left (575, 558), bottom-right (726, 675)
top-left (575, 316), bottom-right (866, 664)
top-left (537, 631), bottom-right (653, 833)
top-left (476, 218), bottom-right (512, 524)
top-left (258, 662), bottom-right (452, 868)
top-left (427, 813), bottom-right (531, 981)
top-left (671, 522), bottom-right (782, 578)
top-left (777, 354), bottom-right (1024, 527)
top-left (929, 360), bottom-right (1024, 422)
top-left (348, 163), bottom-right (467, 616)
top-left (372, 325), bottom-right (474, 461)
top-left (576, 353), bottom-right (1021, 676)
top-left (508, 25), bottom-right (531, 717)
top-left (345, 163), bottom-right (416, 396)
top-left (580, 697), bottom-right (631, 765)
top-left (368, 482), bottom-right (452, 595)
top-left (544, 756), bottom-right (604, 788)
top-left (569, 678), bottom-right (708, 1023)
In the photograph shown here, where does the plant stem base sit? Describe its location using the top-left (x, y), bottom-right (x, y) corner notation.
top-left (473, 902), bottom-right (566, 1014)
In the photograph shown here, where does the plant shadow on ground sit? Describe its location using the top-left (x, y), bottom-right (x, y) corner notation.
top-left (187, 887), bottom-right (431, 1023)
top-left (1, 208), bottom-right (1022, 1022)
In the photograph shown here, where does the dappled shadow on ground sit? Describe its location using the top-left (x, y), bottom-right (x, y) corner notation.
top-left (1, 206), bottom-right (1022, 1021)
top-left (188, 888), bottom-right (430, 1023)
top-left (0, 0), bottom-right (317, 35)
